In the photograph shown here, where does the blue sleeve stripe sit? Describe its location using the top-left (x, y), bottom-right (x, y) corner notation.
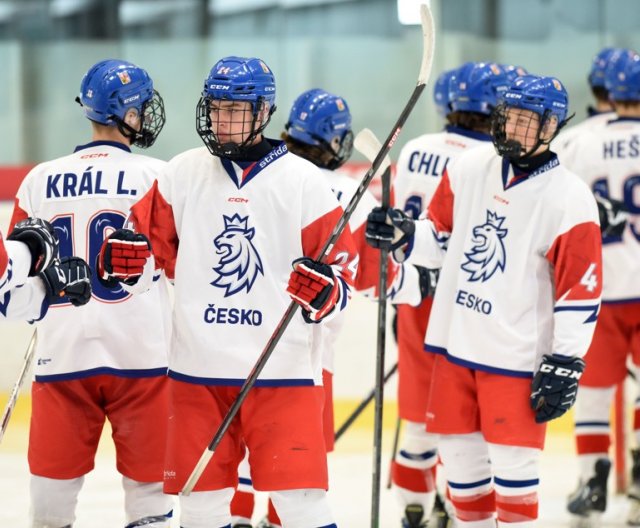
top-left (575, 421), bottom-right (610, 428)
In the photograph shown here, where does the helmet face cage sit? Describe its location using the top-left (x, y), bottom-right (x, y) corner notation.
top-left (115, 89), bottom-right (166, 148)
top-left (196, 56), bottom-right (276, 159)
top-left (196, 95), bottom-right (273, 159)
top-left (284, 89), bottom-right (353, 169)
top-left (491, 75), bottom-right (568, 161)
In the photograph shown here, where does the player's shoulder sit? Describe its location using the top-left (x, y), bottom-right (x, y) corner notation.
top-left (167, 146), bottom-right (210, 167)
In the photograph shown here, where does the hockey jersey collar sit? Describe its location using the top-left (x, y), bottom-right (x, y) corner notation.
top-left (501, 151), bottom-right (559, 190)
top-left (74, 140), bottom-right (132, 153)
top-left (606, 116), bottom-right (640, 125)
top-left (445, 125), bottom-right (492, 142)
top-left (220, 139), bottom-right (288, 189)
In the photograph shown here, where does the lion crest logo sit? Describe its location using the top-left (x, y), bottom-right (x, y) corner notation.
top-left (211, 214), bottom-right (264, 296)
top-left (461, 210), bottom-right (508, 282)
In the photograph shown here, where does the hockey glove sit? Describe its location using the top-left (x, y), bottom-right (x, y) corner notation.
top-left (97, 229), bottom-right (151, 287)
top-left (416, 266), bottom-right (439, 300)
top-left (8, 217), bottom-right (59, 276)
top-left (595, 194), bottom-right (628, 239)
top-left (530, 354), bottom-right (585, 423)
top-left (365, 207), bottom-right (415, 251)
top-left (40, 256), bottom-right (92, 306)
top-left (287, 257), bottom-right (340, 323)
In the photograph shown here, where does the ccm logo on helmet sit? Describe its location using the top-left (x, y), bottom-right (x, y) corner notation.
top-left (228, 197), bottom-right (248, 203)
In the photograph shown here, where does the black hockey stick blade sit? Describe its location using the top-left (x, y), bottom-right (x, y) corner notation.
top-left (181, 2), bottom-right (435, 496)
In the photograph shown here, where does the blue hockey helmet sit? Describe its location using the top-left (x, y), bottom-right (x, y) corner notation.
top-left (433, 68), bottom-right (457, 118)
top-left (77, 59), bottom-right (165, 148)
top-left (605, 49), bottom-right (640, 101)
top-left (449, 62), bottom-right (510, 115)
top-left (501, 64), bottom-right (529, 83)
top-left (501, 74), bottom-right (569, 123)
top-left (492, 75), bottom-right (569, 160)
top-left (284, 88), bottom-right (353, 169)
top-left (196, 56), bottom-right (277, 158)
top-left (588, 47), bottom-right (621, 88)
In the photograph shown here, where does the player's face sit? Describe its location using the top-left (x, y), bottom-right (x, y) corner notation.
top-left (504, 107), bottom-right (541, 152)
top-left (209, 100), bottom-right (258, 145)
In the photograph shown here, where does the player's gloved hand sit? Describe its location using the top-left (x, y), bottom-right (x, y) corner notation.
top-left (97, 229), bottom-right (151, 287)
top-left (416, 266), bottom-right (439, 300)
top-left (7, 217), bottom-right (59, 276)
top-left (530, 354), bottom-right (585, 423)
top-left (40, 256), bottom-right (92, 306)
top-left (595, 194), bottom-right (628, 239)
top-left (365, 207), bottom-right (415, 251)
top-left (287, 257), bottom-right (340, 323)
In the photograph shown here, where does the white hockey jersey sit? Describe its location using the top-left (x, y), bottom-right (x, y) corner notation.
top-left (394, 126), bottom-right (493, 216)
top-left (0, 238), bottom-right (30, 297)
top-left (11, 141), bottom-right (172, 381)
top-left (129, 141), bottom-right (358, 386)
top-left (555, 111), bottom-right (615, 160)
top-left (406, 145), bottom-right (602, 376)
top-left (560, 116), bottom-right (640, 302)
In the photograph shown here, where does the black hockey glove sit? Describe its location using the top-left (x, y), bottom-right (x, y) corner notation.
top-left (40, 256), bottom-right (92, 307)
top-left (365, 207), bottom-right (415, 251)
top-left (97, 229), bottom-right (151, 287)
top-left (8, 217), bottom-right (59, 276)
top-left (287, 257), bottom-right (340, 323)
top-left (416, 266), bottom-right (439, 300)
top-left (595, 194), bottom-right (628, 239)
top-left (530, 354), bottom-right (585, 423)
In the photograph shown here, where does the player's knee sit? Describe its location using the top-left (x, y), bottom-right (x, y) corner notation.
top-left (122, 477), bottom-right (173, 526)
top-left (179, 488), bottom-right (234, 528)
top-left (270, 489), bottom-right (335, 528)
top-left (30, 475), bottom-right (84, 528)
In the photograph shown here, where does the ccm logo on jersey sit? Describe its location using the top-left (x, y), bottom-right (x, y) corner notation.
top-left (228, 197), bottom-right (248, 203)
top-left (80, 153), bottom-right (109, 159)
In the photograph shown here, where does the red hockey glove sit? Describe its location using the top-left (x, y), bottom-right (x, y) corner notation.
top-left (97, 229), bottom-right (151, 287)
top-left (287, 257), bottom-right (340, 323)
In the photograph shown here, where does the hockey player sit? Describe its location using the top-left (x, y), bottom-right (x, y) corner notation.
top-left (560, 49), bottom-right (640, 526)
top-left (10, 59), bottom-right (173, 528)
top-left (390, 61), bottom-right (509, 528)
top-left (98, 57), bottom-right (358, 528)
top-left (556, 47), bottom-right (621, 157)
top-left (366, 74), bottom-right (602, 527)
top-left (0, 219), bottom-right (91, 320)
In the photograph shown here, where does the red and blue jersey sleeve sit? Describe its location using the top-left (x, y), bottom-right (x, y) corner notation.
top-left (546, 221), bottom-right (602, 358)
top-left (129, 180), bottom-right (179, 280)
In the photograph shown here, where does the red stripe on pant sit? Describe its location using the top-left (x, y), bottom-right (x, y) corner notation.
top-left (496, 492), bottom-right (538, 523)
top-left (450, 490), bottom-right (496, 522)
top-left (576, 434), bottom-right (610, 455)
top-left (230, 489), bottom-right (255, 519)
top-left (391, 461), bottom-right (437, 493)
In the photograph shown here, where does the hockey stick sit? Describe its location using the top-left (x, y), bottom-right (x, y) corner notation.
top-left (334, 362), bottom-right (398, 442)
top-left (0, 330), bottom-right (37, 443)
top-left (181, 3), bottom-right (435, 496)
top-left (353, 127), bottom-right (394, 525)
